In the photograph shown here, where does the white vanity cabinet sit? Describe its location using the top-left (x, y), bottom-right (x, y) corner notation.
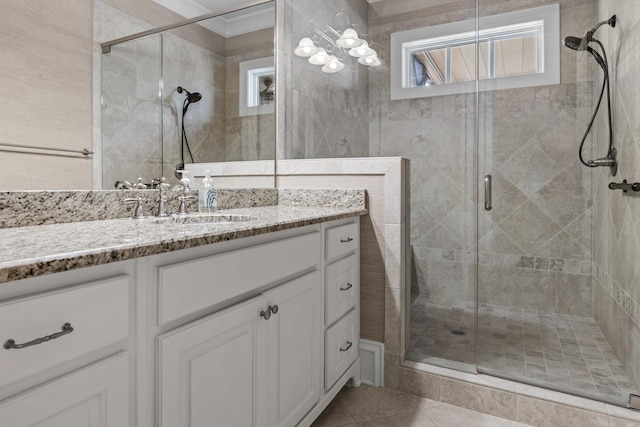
top-left (0, 263), bottom-right (135, 427)
top-left (0, 215), bottom-right (361, 427)
top-left (150, 218), bottom-right (360, 427)
top-left (157, 270), bottom-right (321, 427)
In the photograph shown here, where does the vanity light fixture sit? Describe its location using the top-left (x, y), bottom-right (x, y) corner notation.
top-left (321, 56), bottom-right (345, 73)
top-left (348, 40), bottom-right (374, 58)
top-left (358, 51), bottom-right (381, 67)
top-left (293, 14), bottom-right (381, 73)
top-left (336, 28), bottom-right (362, 48)
top-left (294, 37), bottom-right (318, 57)
top-left (308, 47), bottom-right (331, 65)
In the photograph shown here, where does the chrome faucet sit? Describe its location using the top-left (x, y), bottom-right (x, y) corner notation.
top-left (157, 178), bottom-right (171, 217)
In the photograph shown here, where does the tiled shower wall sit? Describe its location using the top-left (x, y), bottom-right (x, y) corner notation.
top-left (280, 0), bottom-right (370, 160)
top-left (368, 0), bottom-right (596, 316)
top-left (225, 46), bottom-right (276, 162)
top-left (594, 0), bottom-right (640, 391)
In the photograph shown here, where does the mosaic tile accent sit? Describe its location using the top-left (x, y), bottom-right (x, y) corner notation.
top-left (414, 246), bottom-right (592, 276)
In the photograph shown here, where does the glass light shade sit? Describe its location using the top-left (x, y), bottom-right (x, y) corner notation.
top-left (348, 40), bottom-right (374, 58)
top-left (321, 56), bottom-right (345, 73)
top-left (336, 28), bottom-right (362, 48)
top-left (308, 48), bottom-right (330, 65)
top-left (294, 37), bottom-right (318, 57)
top-left (358, 51), bottom-right (381, 66)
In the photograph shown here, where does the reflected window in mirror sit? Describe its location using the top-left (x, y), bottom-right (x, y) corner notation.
top-left (240, 57), bottom-right (275, 116)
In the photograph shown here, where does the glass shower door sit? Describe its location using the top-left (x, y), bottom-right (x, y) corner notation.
top-left (102, 34), bottom-right (163, 188)
top-left (475, 0), bottom-right (638, 406)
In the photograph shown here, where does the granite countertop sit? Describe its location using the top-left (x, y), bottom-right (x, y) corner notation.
top-left (0, 204), bottom-right (367, 285)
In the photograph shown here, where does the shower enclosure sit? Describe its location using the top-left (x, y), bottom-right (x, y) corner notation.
top-left (399, 0), bottom-right (639, 407)
top-left (284, 0), bottom-right (640, 409)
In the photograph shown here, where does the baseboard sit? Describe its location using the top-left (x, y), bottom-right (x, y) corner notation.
top-left (359, 339), bottom-right (384, 387)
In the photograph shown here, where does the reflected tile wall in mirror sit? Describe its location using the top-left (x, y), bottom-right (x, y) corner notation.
top-left (97, 1), bottom-right (275, 189)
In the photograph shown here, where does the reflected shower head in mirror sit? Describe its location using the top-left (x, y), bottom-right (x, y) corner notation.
top-left (562, 15), bottom-right (617, 175)
top-left (176, 86), bottom-right (202, 178)
top-left (177, 86), bottom-right (202, 113)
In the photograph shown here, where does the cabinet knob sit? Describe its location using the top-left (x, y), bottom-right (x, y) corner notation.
top-left (260, 305), bottom-right (279, 320)
top-left (340, 237), bottom-right (354, 243)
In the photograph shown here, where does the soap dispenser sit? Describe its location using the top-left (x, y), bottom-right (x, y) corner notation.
top-left (199, 169), bottom-right (217, 213)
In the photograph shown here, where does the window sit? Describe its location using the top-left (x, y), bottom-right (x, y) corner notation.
top-left (239, 57), bottom-right (275, 116)
top-left (390, 4), bottom-right (559, 99)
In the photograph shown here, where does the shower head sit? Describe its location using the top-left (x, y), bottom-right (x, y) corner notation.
top-left (562, 36), bottom-right (582, 51)
top-left (562, 37), bottom-right (607, 70)
top-left (563, 15), bottom-right (616, 52)
top-left (177, 86), bottom-right (202, 104)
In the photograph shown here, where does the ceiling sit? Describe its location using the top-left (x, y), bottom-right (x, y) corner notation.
top-left (153, 0), bottom-right (275, 37)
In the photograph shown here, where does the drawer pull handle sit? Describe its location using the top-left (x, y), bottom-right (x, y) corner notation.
top-left (340, 283), bottom-right (353, 291)
top-left (4, 322), bottom-right (74, 350)
top-left (340, 341), bottom-right (353, 352)
top-left (260, 305), bottom-right (279, 320)
top-left (340, 237), bottom-right (354, 243)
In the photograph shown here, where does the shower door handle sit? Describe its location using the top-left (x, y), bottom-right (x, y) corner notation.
top-left (484, 174), bottom-right (492, 211)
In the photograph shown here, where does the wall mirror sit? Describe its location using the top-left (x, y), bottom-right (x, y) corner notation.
top-left (98, 0), bottom-right (276, 189)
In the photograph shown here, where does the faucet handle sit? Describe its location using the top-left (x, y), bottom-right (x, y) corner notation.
top-left (158, 177), bottom-right (170, 190)
top-left (176, 194), bottom-right (197, 215)
top-left (124, 196), bottom-right (147, 219)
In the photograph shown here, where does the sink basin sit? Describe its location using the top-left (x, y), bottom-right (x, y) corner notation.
top-left (167, 213), bottom-right (256, 225)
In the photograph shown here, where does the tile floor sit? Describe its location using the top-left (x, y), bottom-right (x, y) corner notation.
top-left (311, 384), bottom-right (533, 426)
top-left (406, 299), bottom-right (638, 404)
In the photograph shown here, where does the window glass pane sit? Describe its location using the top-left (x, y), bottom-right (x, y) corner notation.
top-left (411, 48), bottom-right (446, 86)
top-left (450, 42), bottom-right (476, 83)
top-left (494, 34), bottom-right (539, 78)
top-left (478, 41), bottom-right (490, 80)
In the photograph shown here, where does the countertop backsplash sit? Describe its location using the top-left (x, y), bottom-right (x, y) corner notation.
top-left (0, 188), bottom-right (365, 228)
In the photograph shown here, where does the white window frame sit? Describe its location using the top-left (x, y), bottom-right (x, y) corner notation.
top-left (390, 4), bottom-right (560, 100)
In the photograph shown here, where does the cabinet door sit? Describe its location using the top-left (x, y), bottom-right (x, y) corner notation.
top-left (0, 353), bottom-right (129, 427)
top-left (157, 295), bottom-right (266, 427)
top-left (259, 271), bottom-right (322, 427)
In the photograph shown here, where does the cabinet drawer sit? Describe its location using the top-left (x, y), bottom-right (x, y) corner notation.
top-left (325, 254), bottom-right (358, 326)
top-left (325, 221), bottom-right (359, 262)
top-left (0, 276), bottom-right (129, 390)
top-left (324, 309), bottom-right (358, 390)
top-left (0, 353), bottom-right (130, 427)
top-left (158, 231), bottom-right (320, 325)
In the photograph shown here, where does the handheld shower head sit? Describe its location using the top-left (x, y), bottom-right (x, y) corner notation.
top-left (177, 86), bottom-right (202, 104)
top-left (562, 36), bottom-right (582, 51)
top-left (563, 15), bottom-right (616, 51)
